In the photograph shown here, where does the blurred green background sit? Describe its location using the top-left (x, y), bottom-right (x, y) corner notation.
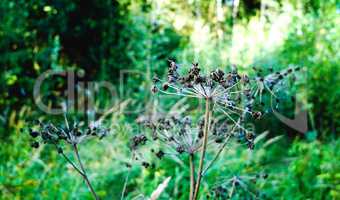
top-left (0, 0), bottom-right (339, 199)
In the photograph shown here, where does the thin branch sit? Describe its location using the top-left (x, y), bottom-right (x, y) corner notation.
top-left (229, 177), bottom-right (237, 198)
top-left (53, 142), bottom-right (85, 177)
top-left (73, 144), bottom-right (99, 200)
top-left (121, 153), bottom-right (135, 200)
top-left (60, 151), bottom-right (85, 177)
top-left (201, 134), bottom-right (232, 176)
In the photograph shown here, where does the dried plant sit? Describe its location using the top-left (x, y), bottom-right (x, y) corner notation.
top-left (208, 173), bottom-right (268, 199)
top-left (133, 60), bottom-right (298, 199)
top-left (25, 113), bottom-right (110, 200)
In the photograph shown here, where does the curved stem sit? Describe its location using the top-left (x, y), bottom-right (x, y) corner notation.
top-left (73, 144), bottom-right (99, 200)
top-left (193, 98), bottom-right (211, 199)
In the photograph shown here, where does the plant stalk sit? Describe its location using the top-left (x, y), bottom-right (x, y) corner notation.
top-left (189, 154), bottom-right (195, 200)
top-left (61, 151), bottom-right (85, 177)
top-left (121, 153), bottom-right (135, 200)
top-left (73, 144), bottom-right (99, 200)
top-left (193, 98), bottom-right (211, 199)
top-left (202, 134), bottom-right (232, 176)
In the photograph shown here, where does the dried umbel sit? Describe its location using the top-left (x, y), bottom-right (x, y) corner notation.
top-left (25, 116), bottom-right (110, 200)
top-left (143, 60), bottom-right (298, 200)
top-left (136, 115), bottom-right (252, 156)
top-left (27, 119), bottom-right (110, 148)
top-left (153, 60), bottom-right (299, 104)
top-left (208, 173), bottom-right (269, 199)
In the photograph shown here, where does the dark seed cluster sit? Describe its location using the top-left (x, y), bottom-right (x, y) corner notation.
top-left (130, 134), bottom-right (148, 149)
top-left (153, 64), bottom-right (296, 156)
top-left (25, 119), bottom-right (110, 152)
top-left (152, 61), bottom-right (297, 122)
top-left (23, 118), bottom-right (109, 200)
top-left (136, 114), bottom-right (255, 159)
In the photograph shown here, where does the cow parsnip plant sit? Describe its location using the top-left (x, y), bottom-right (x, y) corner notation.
top-left (25, 114), bottom-right (110, 200)
top-left (130, 60), bottom-right (299, 199)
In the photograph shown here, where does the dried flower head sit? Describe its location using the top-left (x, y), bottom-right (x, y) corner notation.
top-left (151, 60), bottom-right (296, 119)
top-left (209, 174), bottom-right (268, 199)
top-left (144, 60), bottom-right (297, 199)
top-left (24, 115), bottom-right (110, 200)
top-left (26, 118), bottom-right (110, 150)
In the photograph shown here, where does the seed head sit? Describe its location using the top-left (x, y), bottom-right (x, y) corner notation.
top-left (151, 85), bottom-right (158, 93)
top-left (31, 141), bottom-right (39, 148)
top-left (29, 131), bottom-right (39, 138)
top-left (155, 150), bottom-right (165, 159)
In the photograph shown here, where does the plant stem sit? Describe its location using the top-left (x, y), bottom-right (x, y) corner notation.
top-left (201, 134), bottom-right (232, 176)
top-left (61, 151), bottom-right (85, 177)
top-left (229, 177), bottom-right (237, 198)
top-left (121, 153), bottom-right (135, 200)
top-left (193, 98), bottom-right (211, 199)
top-left (189, 154), bottom-right (195, 200)
top-left (73, 144), bottom-right (99, 200)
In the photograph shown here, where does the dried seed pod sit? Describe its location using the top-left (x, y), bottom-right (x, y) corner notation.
top-left (252, 111), bottom-right (262, 120)
top-left (125, 163), bottom-right (132, 168)
top-left (198, 130), bottom-right (204, 138)
top-left (31, 141), bottom-right (39, 148)
top-left (242, 74), bottom-right (249, 83)
top-left (194, 75), bottom-right (206, 84)
top-left (244, 89), bottom-right (251, 97)
top-left (189, 63), bottom-right (200, 76)
top-left (155, 150), bottom-right (165, 159)
top-left (182, 116), bottom-right (192, 126)
top-left (245, 132), bottom-right (255, 141)
top-left (75, 131), bottom-right (82, 136)
top-left (168, 60), bottom-right (178, 71)
top-left (211, 69), bottom-right (225, 82)
top-left (168, 136), bottom-right (174, 142)
top-left (153, 76), bottom-right (160, 83)
top-left (215, 137), bottom-right (224, 143)
top-left (263, 173), bottom-right (269, 179)
top-left (226, 73), bottom-right (232, 81)
top-left (162, 82), bottom-right (169, 90)
top-left (142, 162), bottom-right (150, 168)
top-left (151, 85), bottom-right (158, 93)
top-left (169, 74), bottom-right (178, 83)
top-left (29, 131), bottom-right (39, 138)
top-left (176, 146), bottom-right (185, 154)
top-left (131, 134), bottom-right (148, 149)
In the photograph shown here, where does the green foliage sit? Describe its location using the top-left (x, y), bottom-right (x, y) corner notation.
top-left (273, 139), bottom-right (340, 199)
top-left (0, 0), bottom-right (339, 199)
top-left (255, 1), bottom-right (340, 135)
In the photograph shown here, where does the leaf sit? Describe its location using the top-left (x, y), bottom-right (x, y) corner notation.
top-left (254, 131), bottom-right (269, 144)
top-left (263, 135), bottom-right (284, 148)
top-left (150, 177), bottom-right (171, 200)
